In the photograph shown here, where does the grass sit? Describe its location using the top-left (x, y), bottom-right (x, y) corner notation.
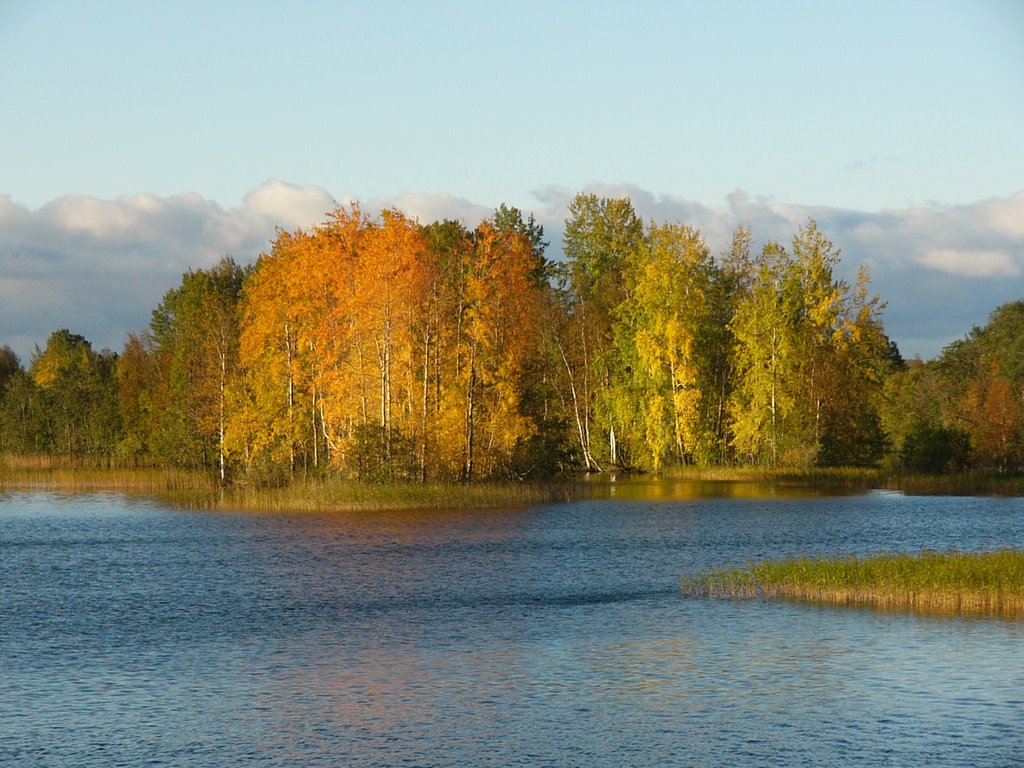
top-left (0, 454), bottom-right (587, 512)
top-left (0, 455), bottom-right (216, 494)
top-left (682, 549), bottom-right (1024, 617)
top-left (4, 453), bottom-right (1023, 512)
top-left (659, 465), bottom-right (1024, 496)
top-left (880, 471), bottom-right (1024, 496)
top-left (212, 476), bottom-right (588, 513)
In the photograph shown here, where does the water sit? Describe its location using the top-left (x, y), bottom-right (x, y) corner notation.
top-left (1, 489), bottom-right (1023, 766)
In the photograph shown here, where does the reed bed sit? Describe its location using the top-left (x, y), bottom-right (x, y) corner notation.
top-left (663, 466), bottom-right (1024, 496)
top-left (682, 549), bottom-right (1024, 618)
top-left (215, 477), bottom-right (589, 513)
top-left (657, 466), bottom-right (889, 492)
top-left (0, 456), bottom-right (215, 493)
top-left (1, 455), bottom-right (588, 512)
top-left (881, 472), bottom-right (1024, 496)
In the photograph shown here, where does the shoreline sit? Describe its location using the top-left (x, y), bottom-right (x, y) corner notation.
top-left (3, 460), bottom-right (1024, 512)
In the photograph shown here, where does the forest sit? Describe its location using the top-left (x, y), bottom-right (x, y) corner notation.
top-left (1, 193), bottom-right (1022, 484)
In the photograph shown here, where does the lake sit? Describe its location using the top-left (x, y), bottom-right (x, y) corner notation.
top-left (1, 488), bottom-right (1022, 766)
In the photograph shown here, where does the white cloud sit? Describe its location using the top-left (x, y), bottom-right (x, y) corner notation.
top-left (0, 181), bottom-right (1021, 364)
top-left (240, 180), bottom-right (336, 230)
top-left (362, 192), bottom-right (492, 227)
top-left (918, 248), bottom-right (1019, 278)
top-left (976, 191), bottom-right (1024, 239)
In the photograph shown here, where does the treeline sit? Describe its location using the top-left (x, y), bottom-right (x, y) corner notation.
top-left (1, 193), bottom-right (1022, 482)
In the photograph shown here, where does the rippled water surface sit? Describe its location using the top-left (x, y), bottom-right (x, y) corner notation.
top-left (2, 489), bottom-right (1023, 766)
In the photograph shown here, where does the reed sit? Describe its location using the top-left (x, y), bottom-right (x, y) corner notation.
top-left (682, 549), bottom-right (1024, 617)
top-left (881, 471), bottom-right (1024, 496)
top-left (0, 455), bottom-right (215, 493)
top-left (213, 477), bottom-right (589, 513)
top-left (656, 466), bottom-right (888, 491)
top-left (1, 454), bottom-right (588, 511)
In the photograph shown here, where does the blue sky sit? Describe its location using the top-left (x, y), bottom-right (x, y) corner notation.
top-left (1, 0), bottom-right (1022, 361)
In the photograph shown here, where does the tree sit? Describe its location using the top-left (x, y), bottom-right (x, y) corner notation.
top-left (962, 365), bottom-right (1021, 472)
top-left (464, 221), bottom-right (547, 478)
top-left (347, 209), bottom-right (430, 478)
top-left (901, 425), bottom-right (971, 473)
top-left (0, 345), bottom-right (19, 394)
top-left (145, 257), bottom-right (246, 479)
top-left (698, 226), bottom-right (753, 465)
top-left (899, 300), bottom-right (1024, 473)
top-left (116, 332), bottom-right (160, 461)
top-left (728, 241), bottom-right (801, 466)
top-left (0, 352), bottom-right (40, 455)
top-left (610, 221), bottom-right (713, 469)
top-left (729, 221), bottom-right (888, 468)
top-left (420, 218), bottom-right (475, 479)
top-left (493, 203), bottom-right (551, 284)
top-left (237, 222), bottom-right (351, 480)
top-left (559, 193), bottom-right (645, 469)
top-left (27, 330), bottom-right (121, 457)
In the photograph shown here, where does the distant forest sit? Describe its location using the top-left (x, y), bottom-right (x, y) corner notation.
top-left (1, 193), bottom-right (1022, 483)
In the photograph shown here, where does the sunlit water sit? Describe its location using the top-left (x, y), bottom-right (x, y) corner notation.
top-left (1, 489), bottom-right (1022, 766)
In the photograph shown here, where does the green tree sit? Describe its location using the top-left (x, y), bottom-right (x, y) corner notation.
top-left (27, 330), bottom-right (121, 457)
top-left (146, 256), bottom-right (246, 479)
top-left (901, 424), bottom-right (971, 473)
top-left (559, 193), bottom-right (645, 469)
top-left (493, 203), bottom-right (551, 284)
top-left (0, 355), bottom-right (42, 455)
top-left (0, 345), bottom-right (19, 394)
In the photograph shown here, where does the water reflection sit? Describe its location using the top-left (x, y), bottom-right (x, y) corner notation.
top-left (580, 474), bottom-right (843, 500)
top-left (1, 491), bottom-right (1023, 766)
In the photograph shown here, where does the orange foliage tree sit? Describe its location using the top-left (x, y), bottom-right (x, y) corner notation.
top-left (231, 206), bottom-right (547, 482)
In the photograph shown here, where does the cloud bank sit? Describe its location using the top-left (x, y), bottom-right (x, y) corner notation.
top-left (1, 179), bottom-right (1021, 364)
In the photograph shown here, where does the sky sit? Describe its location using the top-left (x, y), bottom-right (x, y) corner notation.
top-left (1, 0), bottom-right (1022, 363)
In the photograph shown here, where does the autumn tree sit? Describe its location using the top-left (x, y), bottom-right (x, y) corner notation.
top-left (236, 221), bottom-right (354, 480)
top-left (728, 241), bottom-right (800, 466)
top-left (907, 301), bottom-right (1024, 472)
top-left (494, 203), bottom-right (551, 284)
top-left (607, 221), bottom-right (713, 469)
top-left (962, 364), bottom-right (1021, 471)
top-left (419, 218), bottom-right (475, 478)
top-left (457, 221), bottom-right (546, 479)
top-left (494, 208), bottom-right (573, 476)
top-left (729, 221), bottom-right (888, 468)
top-left (345, 209), bottom-right (430, 479)
top-left (698, 226), bottom-right (753, 464)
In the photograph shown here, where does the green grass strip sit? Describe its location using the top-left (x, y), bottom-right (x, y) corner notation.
top-left (682, 549), bottom-right (1024, 617)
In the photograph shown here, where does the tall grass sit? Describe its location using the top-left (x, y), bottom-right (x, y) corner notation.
top-left (881, 471), bottom-right (1024, 496)
top-left (682, 549), bottom-right (1024, 617)
top-left (213, 477), bottom-right (589, 513)
top-left (1, 455), bottom-right (588, 511)
top-left (0, 455), bottom-right (215, 493)
top-left (663, 465), bottom-right (1024, 496)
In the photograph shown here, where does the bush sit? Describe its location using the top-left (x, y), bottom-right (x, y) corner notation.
top-left (900, 424), bottom-right (972, 473)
